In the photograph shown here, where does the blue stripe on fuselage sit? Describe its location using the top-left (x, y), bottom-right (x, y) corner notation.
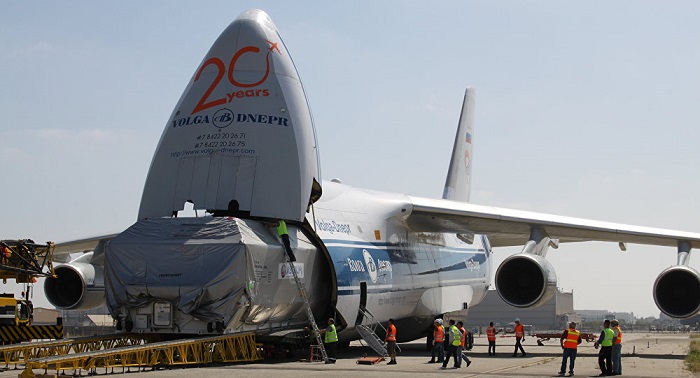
top-left (322, 238), bottom-right (487, 296)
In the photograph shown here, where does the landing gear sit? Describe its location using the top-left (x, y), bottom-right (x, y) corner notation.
top-left (426, 329), bottom-right (434, 351)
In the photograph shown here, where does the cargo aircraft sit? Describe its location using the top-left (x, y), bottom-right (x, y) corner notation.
top-left (44, 9), bottom-right (700, 342)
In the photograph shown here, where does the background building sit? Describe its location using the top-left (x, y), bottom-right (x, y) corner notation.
top-left (59, 305), bottom-right (114, 337)
top-left (32, 307), bottom-right (59, 325)
top-left (464, 289), bottom-right (581, 333)
top-left (578, 310), bottom-right (635, 324)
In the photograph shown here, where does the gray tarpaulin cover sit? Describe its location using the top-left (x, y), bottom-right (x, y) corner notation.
top-left (105, 217), bottom-right (273, 324)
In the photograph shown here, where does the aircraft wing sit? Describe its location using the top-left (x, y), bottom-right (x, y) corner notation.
top-left (53, 233), bottom-right (119, 262)
top-left (403, 195), bottom-right (700, 249)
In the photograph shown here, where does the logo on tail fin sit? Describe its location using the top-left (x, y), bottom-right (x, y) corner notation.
top-left (192, 39), bottom-right (282, 115)
top-left (213, 108), bottom-right (234, 128)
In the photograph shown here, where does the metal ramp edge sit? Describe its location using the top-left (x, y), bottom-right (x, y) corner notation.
top-left (22, 332), bottom-right (261, 376)
top-left (0, 333), bottom-right (159, 367)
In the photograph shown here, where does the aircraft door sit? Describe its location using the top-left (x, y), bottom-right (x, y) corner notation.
top-left (354, 281), bottom-right (368, 325)
top-left (173, 156), bottom-right (257, 213)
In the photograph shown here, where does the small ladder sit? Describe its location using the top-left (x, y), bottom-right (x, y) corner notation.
top-left (287, 256), bottom-right (328, 363)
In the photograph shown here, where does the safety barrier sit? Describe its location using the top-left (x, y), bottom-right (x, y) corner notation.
top-left (0, 325), bottom-right (64, 344)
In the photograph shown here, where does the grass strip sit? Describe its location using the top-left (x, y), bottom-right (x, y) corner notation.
top-left (686, 338), bottom-right (700, 372)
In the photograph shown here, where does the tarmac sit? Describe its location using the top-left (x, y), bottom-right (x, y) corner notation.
top-left (0, 332), bottom-right (696, 377)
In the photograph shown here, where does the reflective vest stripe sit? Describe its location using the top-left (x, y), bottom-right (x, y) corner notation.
top-left (450, 326), bottom-right (461, 346)
top-left (386, 324), bottom-right (396, 342)
top-left (325, 324), bottom-right (338, 343)
top-left (434, 326), bottom-right (444, 342)
top-left (486, 326), bottom-right (496, 341)
top-left (515, 324), bottom-right (524, 338)
top-left (563, 329), bottom-right (580, 349)
top-left (601, 328), bottom-right (614, 347)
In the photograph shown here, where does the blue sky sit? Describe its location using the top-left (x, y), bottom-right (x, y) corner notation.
top-left (2, 1), bottom-right (699, 318)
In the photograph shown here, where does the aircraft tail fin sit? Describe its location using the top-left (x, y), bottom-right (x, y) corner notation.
top-left (442, 87), bottom-right (476, 202)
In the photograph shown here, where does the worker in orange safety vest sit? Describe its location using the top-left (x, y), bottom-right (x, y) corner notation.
top-left (558, 321), bottom-right (582, 376)
top-left (486, 321), bottom-right (502, 356)
top-left (512, 318), bottom-right (526, 357)
top-left (611, 319), bottom-right (623, 375)
top-left (385, 319), bottom-right (397, 365)
top-left (428, 319), bottom-right (445, 363)
top-left (457, 321), bottom-right (472, 367)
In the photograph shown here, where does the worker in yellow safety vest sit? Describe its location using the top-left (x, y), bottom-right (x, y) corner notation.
top-left (558, 322), bottom-right (582, 376)
top-left (486, 321), bottom-right (501, 356)
top-left (594, 319), bottom-right (614, 376)
top-left (429, 319), bottom-right (445, 363)
top-left (441, 319), bottom-right (463, 369)
top-left (277, 220), bottom-right (296, 262)
top-left (319, 318), bottom-right (338, 363)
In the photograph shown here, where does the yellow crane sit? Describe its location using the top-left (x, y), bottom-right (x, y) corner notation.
top-left (0, 240), bottom-right (55, 283)
top-left (0, 240), bottom-right (62, 344)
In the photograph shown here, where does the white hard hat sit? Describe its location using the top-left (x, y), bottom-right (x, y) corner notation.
top-left (515, 318), bottom-right (520, 322)
top-left (436, 319), bottom-right (443, 324)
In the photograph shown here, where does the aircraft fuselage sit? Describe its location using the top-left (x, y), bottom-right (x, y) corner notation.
top-left (311, 180), bottom-right (491, 341)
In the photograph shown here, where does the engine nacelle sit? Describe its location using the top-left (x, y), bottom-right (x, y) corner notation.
top-left (495, 253), bottom-right (557, 308)
top-left (653, 265), bottom-right (700, 319)
top-left (44, 261), bottom-right (106, 310)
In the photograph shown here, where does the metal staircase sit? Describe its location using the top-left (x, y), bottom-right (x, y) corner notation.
top-left (355, 308), bottom-right (388, 356)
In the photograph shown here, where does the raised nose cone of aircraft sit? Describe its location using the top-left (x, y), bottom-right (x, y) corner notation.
top-left (204, 9), bottom-right (298, 88)
top-left (139, 9), bottom-right (320, 222)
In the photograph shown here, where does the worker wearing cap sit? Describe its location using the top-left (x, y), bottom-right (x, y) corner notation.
top-left (512, 318), bottom-right (526, 357)
top-left (594, 319), bottom-right (614, 376)
top-left (319, 318), bottom-right (338, 363)
top-left (558, 321), bottom-right (582, 376)
top-left (429, 319), bottom-right (445, 363)
top-left (611, 319), bottom-right (623, 375)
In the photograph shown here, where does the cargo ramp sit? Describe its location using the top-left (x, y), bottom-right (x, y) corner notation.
top-left (13, 333), bottom-right (261, 377)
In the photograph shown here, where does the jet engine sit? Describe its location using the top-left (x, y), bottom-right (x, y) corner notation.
top-left (653, 265), bottom-right (700, 319)
top-left (495, 253), bottom-right (557, 308)
top-left (44, 252), bottom-right (105, 310)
